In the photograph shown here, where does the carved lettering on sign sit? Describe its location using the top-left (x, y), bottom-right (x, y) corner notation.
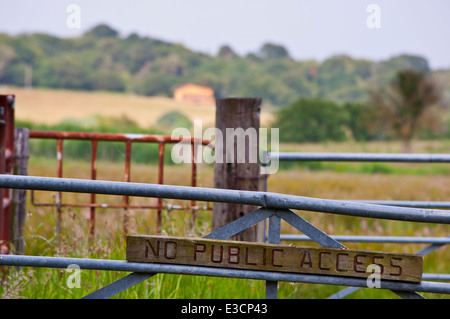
top-left (126, 235), bottom-right (423, 283)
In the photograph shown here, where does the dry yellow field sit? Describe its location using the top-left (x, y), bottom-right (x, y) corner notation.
top-left (1, 87), bottom-right (274, 129)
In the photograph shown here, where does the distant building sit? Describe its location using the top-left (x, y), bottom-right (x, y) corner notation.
top-left (173, 84), bottom-right (214, 105)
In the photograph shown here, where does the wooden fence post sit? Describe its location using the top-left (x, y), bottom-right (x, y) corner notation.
top-left (12, 127), bottom-right (29, 255)
top-left (0, 99), bottom-right (6, 254)
top-left (212, 97), bottom-right (265, 242)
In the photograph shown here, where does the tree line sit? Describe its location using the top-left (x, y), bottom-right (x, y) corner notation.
top-left (1, 24), bottom-right (449, 150)
top-left (0, 23), bottom-right (445, 107)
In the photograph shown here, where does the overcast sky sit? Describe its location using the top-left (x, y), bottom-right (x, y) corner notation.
top-left (1, 0), bottom-right (449, 69)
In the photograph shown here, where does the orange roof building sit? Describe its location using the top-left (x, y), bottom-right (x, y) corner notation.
top-left (173, 83), bottom-right (214, 105)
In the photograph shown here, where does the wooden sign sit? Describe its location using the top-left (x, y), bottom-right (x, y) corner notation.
top-left (126, 235), bottom-right (423, 283)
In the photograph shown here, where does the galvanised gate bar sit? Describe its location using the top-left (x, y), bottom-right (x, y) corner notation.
top-left (272, 152), bottom-right (450, 163)
top-left (1, 174), bottom-right (450, 299)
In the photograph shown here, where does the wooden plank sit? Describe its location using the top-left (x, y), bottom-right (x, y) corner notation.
top-left (126, 235), bottom-right (423, 283)
top-left (11, 127), bottom-right (29, 255)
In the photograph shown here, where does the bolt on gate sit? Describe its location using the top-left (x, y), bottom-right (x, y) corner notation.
top-left (27, 130), bottom-right (213, 236)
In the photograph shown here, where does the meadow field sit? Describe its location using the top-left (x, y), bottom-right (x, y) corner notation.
top-left (1, 88), bottom-right (450, 299)
top-left (0, 87), bottom-right (274, 129)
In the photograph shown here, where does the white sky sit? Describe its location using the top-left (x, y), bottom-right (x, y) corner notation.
top-left (1, 0), bottom-right (449, 69)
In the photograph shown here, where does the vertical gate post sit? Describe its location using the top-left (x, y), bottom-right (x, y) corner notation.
top-left (0, 94), bottom-right (15, 254)
top-left (90, 140), bottom-right (98, 238)
top-left (212, 98), bottom-right (264, 242)
top-left (12, 127), bottom-right (29, 255)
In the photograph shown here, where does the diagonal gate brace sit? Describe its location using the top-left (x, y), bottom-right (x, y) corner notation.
top-left (81, 207), bottom-right (345, 298)
top-left (82, 207), bottom-right (422, 299)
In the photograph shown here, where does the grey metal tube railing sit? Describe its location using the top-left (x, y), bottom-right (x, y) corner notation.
top-left (1, 174), bottom-right (450, 224)
top-left (280, 235), bottom-right (450, 244)
top-left (351, 200), bottom-right (450, 209)
top-left (270, 152), bottom-right (450, 163)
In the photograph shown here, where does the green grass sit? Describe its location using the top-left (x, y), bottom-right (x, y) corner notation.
top-left (282, 161), bottom-right (450, 176)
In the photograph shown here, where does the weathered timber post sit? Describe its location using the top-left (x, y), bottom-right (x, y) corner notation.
top-left (212, 98), bottom-right (265, 242)
top-left (0, 98), bottom-right (6, 254)
top-left (12, 127), bottom-right (29, 254)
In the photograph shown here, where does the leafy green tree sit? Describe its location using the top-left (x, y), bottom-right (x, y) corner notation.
top-left (0, 44), bottom-right (15, 75)
top-left (84, 24), bottom-right (119, 38)
top-left (371, 55), bottom-right (431, 85)
top-left (34, 54), bottom-right (93, 90)
top-left (90, 55), bottom-right (127, 91)
top-left (368, 69), bottom-right (442, 152)
top-left (273, 98), bottom-right (350, 143)
top-left (343, 102), bottom-right (377, 141)
top-left (316, 55), bottom-right (359, 97)
top-left (0, 24), bottom-right (445, 110)
top-left (157, 111), bottom-right (193, 133)
top-left (133, 72), bottom-right (177, 96)
top-left (217, 45), bottom-right (237, 60)
top-left (259, 43), bottom-right (290, 59)
top-left (91, 69), bottom-right (126, 91)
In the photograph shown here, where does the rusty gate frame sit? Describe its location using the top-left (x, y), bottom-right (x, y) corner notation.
top-left (0, 94), bottom-right (15, 254)
top-left (27, 130), bottom-right (213, 236)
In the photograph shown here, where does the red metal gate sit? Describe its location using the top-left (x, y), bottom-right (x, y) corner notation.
top-left (28, 131), bottom-right (212, 236)
top-left (0, 94), bottom-right (15, 254)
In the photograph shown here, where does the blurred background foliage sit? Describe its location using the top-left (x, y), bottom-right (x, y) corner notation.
top-left (2, 23), bottom-right (450, 145)
top-left (2, 24), bottom-right (449, 107)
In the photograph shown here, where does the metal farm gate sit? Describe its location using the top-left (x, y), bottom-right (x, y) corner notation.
top-left (1, 174), bottom-right (450, 299)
